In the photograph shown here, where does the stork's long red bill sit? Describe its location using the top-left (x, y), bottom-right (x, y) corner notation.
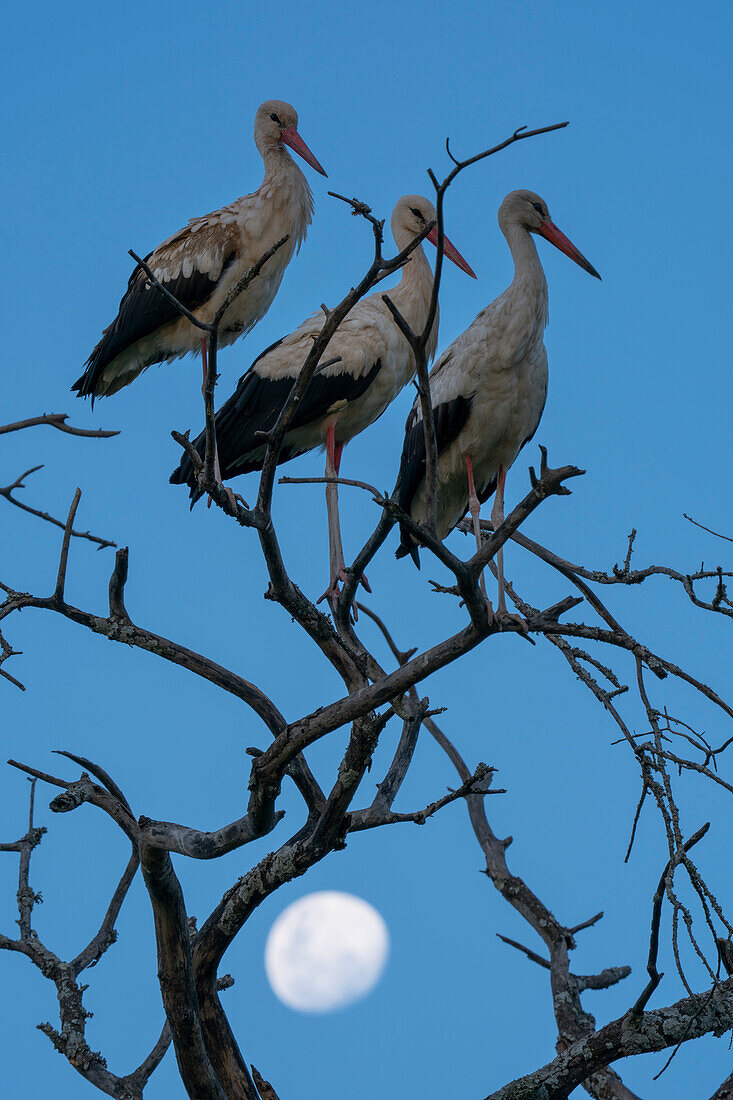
top-left (426, 226), bottom-right (477, 279)
top-left (537, 220), bottom-right (601, 280)
top-left (280, 126), bottom-right (328, 177)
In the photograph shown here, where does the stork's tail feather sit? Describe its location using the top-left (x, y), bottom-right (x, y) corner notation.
top-left (168, 464), bottom-right (187, 486)
top-left (72, 357), bottom-right (99, 403)
top-left (73, 326), bottom-right (119, 402)
top-left (396, 527), bottom-right (421, 569)
top-left (170, 450), bottom-right (205, 508)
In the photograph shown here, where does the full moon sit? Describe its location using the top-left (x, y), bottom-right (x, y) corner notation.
top-left (264, 891), bottom-right (390, 1012)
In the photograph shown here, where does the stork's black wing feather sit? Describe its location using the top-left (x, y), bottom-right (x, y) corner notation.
top-left (170, 350), bottom-right (383, 501)
top-left (73, 251), bottom-right (237, 399)
top-left (395, 395), bottom-right (473, 565)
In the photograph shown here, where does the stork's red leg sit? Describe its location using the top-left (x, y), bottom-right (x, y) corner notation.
top-left (320, 424), bottom-right (347, 607)
top-left (199, 336), bottom-right (245, 513)
top-left (333, 439), bottom-right (344, 475)
top-left (490, 465), bottom-right (507, 613)
top-left (318, 428), bottom-right (370, 607)
top-left (332, 438), bottom-right (371, 596)
top-left (488, 467), bottom-right (526, 631)
top-left (466, 454), bottom-right (491, 608)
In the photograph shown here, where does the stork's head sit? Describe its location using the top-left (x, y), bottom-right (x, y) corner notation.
top-left (392, 195), bottom-right (476, 278)
top-left (255, 100), bottom-right (327, 176)
top-left (499, 190), bottom-right (600, 279)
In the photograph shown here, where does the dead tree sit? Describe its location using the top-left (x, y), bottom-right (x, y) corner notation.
top-left (3, 123), bottom-right (733, 1100)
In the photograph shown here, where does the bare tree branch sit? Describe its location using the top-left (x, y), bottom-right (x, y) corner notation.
top-left (54, 488), bottom-right (82, 601)
top-left (139, 842), bottom-right (228, 1100)
top-left (351, 761), bottom-right (499, 830)
top-left (683, 514), bottom-right (733, 543)
top-left (251, 1066), bottom-right (282, 1100)
top-left (0, 466), bottom-right (116, 548)
top-left (485, 980), bottom-right (733, 1100)
top-left (72, 849), bottom-right (139, 974)
top-left (0, 781), bottom-right (149, 1099)
top-left (0, 413), bottom-right (118, 438)
top-left (1, 549), bottom-right (287, 736)
top-left (631, 822), bottom-right (710, 1014)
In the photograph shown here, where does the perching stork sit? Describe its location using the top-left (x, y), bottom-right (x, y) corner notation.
top-left (396, 189), bottom-right (600, 620)
top-left (73, 100), bottom-right (326, 402)
top-left (170, 194), bottom-right (475, 602)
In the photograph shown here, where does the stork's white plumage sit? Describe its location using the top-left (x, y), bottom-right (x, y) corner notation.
top-left (73, 100), bottom-right (326, 401)
top-left (171, 194), bottom-right (475, 601)
top-left (396, 189), bottom-right (600, 618)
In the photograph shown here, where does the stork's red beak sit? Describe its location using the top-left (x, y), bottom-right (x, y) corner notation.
top-left (280, 127), bottom-right (328, 177)
top-left (426, 227), bottom-right (477, 279)
top-left (536, 220), bottom-right (601, 279)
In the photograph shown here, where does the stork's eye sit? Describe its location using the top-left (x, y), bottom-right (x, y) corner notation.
top-left (270, 113), bottom-right (282, 125)
top-left (409, 206), bottom-right (426, 223)
top-left (532, 202), bottom-right (544, 215)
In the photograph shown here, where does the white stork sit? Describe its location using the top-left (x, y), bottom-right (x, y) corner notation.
top-left (395, 189), bottom-right (600, 620)
top-left (170, 194), bottom-right (475, 602)
top-left (73, 100), bottom-right (326, 402)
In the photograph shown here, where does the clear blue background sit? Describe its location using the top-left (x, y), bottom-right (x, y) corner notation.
top-left (2, 1), bottom-right (732, 1096)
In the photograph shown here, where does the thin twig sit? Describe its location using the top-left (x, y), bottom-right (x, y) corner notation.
top-left (0, 467), bottom-right (115, 549)
top-left (0, 414), bottom-right (118, 438)
top-left (683, 514), bottom-right (733, 544)
top-left (630, 822), bottom-right (711, 1015)
top-left (54, 489), bottom-right (82, 601)
top-left (278, 474), bottom-right (383, 498)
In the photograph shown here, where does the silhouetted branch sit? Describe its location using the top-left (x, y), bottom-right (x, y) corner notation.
top-left (251, 1066), bottom-right (282, 1100)
top-left (1, 545), bottom-right (287, 735)
top-left (683, 514), bottom-right (733, 543)
top-left (0, 413), bottom-right (118, 438)
top-left (0, 466), bottom-right (116, 548)
top-left (140, 842), bottom-right (228, 1100)
top-left (351, 760), bottom-right (499, 831)
top-left (485, 979), bottom-right (733, 1100)
top-left (0, 780), bottom-right (149, 1098)
top-left (632, 822), bottom-right (711, 1015)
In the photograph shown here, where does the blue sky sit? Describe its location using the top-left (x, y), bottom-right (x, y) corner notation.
top-left (2, 1), bottom-right (733, 1096)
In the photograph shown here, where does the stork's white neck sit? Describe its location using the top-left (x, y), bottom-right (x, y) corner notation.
top-left (260, 141), bottom-right (296, 179)
top-left (388, 232), bottom-right (439, 363)
top-left (502, 221), bottom-right (549, 327)
top-left (252, 143), bottom-right (314, 252)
